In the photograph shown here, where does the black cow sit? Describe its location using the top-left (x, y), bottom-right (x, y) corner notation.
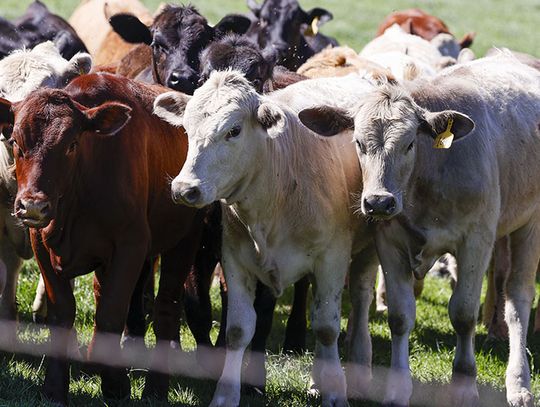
top-left (199, 33), bottom-right (307, 93)
top-left (13, 1), bottom-right (87, 59)
top-left (109, 5), bottom-right (251, 94)
top-left (246, 0), bottom-right (338, 71)
top-left (0, 17), bottom-right (25, 59)
top-left (0, 1), bottom-right (87, 60)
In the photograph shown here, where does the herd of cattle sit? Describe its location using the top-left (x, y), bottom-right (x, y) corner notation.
top-left (0, 0), bottom-right (539, 406)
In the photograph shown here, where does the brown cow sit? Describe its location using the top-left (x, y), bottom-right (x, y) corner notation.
top-left (0, 73), bottom-right (205, 404)
top-left (376, 8), bottom-right (475, 52)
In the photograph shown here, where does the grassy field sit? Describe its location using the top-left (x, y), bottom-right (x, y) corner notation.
top-left (0, 0), bottom-right (539, 406)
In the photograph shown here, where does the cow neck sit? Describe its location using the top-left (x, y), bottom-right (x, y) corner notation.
top-left (42, 159), bottom-right (83, 249)
top-left (229, 122), bottom-right (330, 245)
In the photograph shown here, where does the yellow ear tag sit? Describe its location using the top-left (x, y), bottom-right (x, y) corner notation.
top-left (433, 117), bottom-right (454, 149)
top-left (304, 16), bottom-right (320, 36)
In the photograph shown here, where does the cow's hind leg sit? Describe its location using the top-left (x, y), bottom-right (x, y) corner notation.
top-left (346, 245), bottom-right (377, 400)
top-left (143, 233), bottom-right (202, 400)
top-left (504, 224), bottom-right (539, 407)
top-left (283, 276), bottom-right (309, 353)
top-left (449, 231), bottom-right (494, 407)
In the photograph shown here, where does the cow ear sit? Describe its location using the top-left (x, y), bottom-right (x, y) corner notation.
top-left (247, 0), bottom-right (261, 16)
top-left (257, 102), bottom-right (286, 138)
top-left (422, 110), bottom-right (475, 142)
top-left (153, 91), bottom-right (191, 127)
top-left (459, 32), bottom-right (476, 49)
top-left (83, 102), bottom-right (132, 136)
top-left (109, 13), bottom-right (152, 45)
top-left (298, 106), bottom-right (353, 137)
top-left (57, 52), bottom-right (93, 87)
top-left (305, 7), bottom-right (333, 26)
top-left (214, 14), bottom-right (252, 37)
top-left (0, 98), bottom-right (14, 137)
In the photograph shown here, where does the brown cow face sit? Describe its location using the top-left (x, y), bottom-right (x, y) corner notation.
top-left (0, 90), bottom-right (131, 228)
top-left (298, 87), bottom-right (475, 221)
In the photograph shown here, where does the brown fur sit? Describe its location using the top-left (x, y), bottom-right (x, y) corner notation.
top-left (297, 46), bottom-right (395, 82)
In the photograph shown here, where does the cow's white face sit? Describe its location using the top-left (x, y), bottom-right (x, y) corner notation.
top-left (154, 70), bottom-right (286, 208)
top-left (298, 85), bottom-right (475, 220)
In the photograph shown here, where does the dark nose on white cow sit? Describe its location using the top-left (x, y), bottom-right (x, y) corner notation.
top-left (363, 194), bottom-right (397, 218)
top-left (171, 182), bottom-right (201, 206)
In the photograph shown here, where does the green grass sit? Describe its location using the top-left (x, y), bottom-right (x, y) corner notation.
top-left (1, 262), bottom-right (539, 406)
top-left (0, 0), bottom-right (539, 405)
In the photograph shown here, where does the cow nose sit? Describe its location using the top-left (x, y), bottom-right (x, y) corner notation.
top-left (167, 72), bottom-right (197, 94)
top-left (17, 199), bottom-right (51, 219)
top-left (181, 186), bottom-right (201, 205)
top-left (363, 195), bottom-right (397, 217)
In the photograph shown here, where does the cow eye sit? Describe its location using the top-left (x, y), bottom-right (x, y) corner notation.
top-left (355, 139), bottom-right (366, 154)
top-left (67, 140), bottom-right (78, 154)
top-left (406, 140), bottom-right (414, 152)
top-left (151, 41), bottom-right (169, 54)
top-left (225, 126), bottom-right (242, 141)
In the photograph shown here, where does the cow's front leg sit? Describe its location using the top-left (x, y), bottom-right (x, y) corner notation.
top-left (346, 245), bottom-right (377, 400)
top-left (210, 256), bottom-right (257, 407)
top-left (376, 234), bottom-right (415, 407)
top-left (33, 237), bottom-right (75, 406)
top-left (449, 231), bottom-right (494, 407)
top-left (311, 246), bottom-right (350, 407)
top-left (88, 243), bottom-right (147, 401)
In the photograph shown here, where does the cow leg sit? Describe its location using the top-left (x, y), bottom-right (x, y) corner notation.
top-left (283, 276), bottom-right (309, 353)
top-left (209, 258), bottom-right (257, 407)
top-left (504, 224), bottom-right (539, 407)
top-left (216, 265), bottom-right (228, 347)
top-left (123, 257), bottom-right (154, 353)
top-left (243, 281), bottom-right (276, 394)
top-left (0, 239), bottom-right (22, 349)
top-left (88, 244), bottom-right (148, 401)
top-left (143, 232), bottom-right (202, 400)
top-left (33, 240), bottom-right (75, 406)
top-left (346, 245), bottom-right (377, 400)
top-left (375, 266), bottom-right (387, 312)
top-left (449, 233), bottom-right (494, 407)
top-left (487, 236), bottom-right (511, 340)
top-left (377, 239), bottom-right (415, 407)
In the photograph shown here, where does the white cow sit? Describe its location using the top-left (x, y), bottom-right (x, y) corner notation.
top-left (0, 41), bottom-right (91, 327)
top-left (360, 24), bottom-right (457, 81)
top-left (299, 53), bottom-right (540, 407)
top-left (154, 71), bottom-right (380, 406)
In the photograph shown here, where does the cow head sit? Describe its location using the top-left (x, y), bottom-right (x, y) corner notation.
top-left (199, 34), bottom-right (277, 93)
top-left (298, 85), bottom-right (474, 220)
top-left (154, 70), bottom-right (286, 207)
top-left (0, 90), bottom-right (131, 228)
top-left (14, 0), bottom-right (89, 60)
top-left (247, 0), bottom-right (332, 68)
top-left (0, 41), bottom-right (92, 103)
top-left (109, 5), bottom-right (251, 94)
top-left (0, 16), bottom-right (26, 59)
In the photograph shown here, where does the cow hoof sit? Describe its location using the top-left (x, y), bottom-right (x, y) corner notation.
top-left (450, 381), bottom-right (479, 407)
top-left (321, 395), bottom-right (349, 407)
top-left (142, 371), bottom-right (169, 400)
top-left (346, 365), bottom-right (371, 400)
top-left (101, 368), bottom-right (130, 400)
top-left (507, 389), bottom-right (534, 407)
top-left (209, 382), bottom-right (240, 407)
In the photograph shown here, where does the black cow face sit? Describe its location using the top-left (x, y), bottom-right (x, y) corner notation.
top-left (110, 5), bottom-right (251, 95)
top-left (246, 0), bottom-right (333, 70)
top-left (199, 34), bottom-right (277, 93)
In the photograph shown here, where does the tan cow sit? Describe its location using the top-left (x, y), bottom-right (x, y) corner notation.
top-left (69, 0), bottom-right (153, 66)
top-left (154, 71), bottom-right (381, 406)
top-left (300, 53), bottom-right (540, 407)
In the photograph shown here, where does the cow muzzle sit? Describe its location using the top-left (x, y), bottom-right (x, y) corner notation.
top-left (171, 180), bottom-right (207, 208)
top-left (362, 193), bottom-right (399, 220)
top-left (14, 198), bottom-right (52, 228)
